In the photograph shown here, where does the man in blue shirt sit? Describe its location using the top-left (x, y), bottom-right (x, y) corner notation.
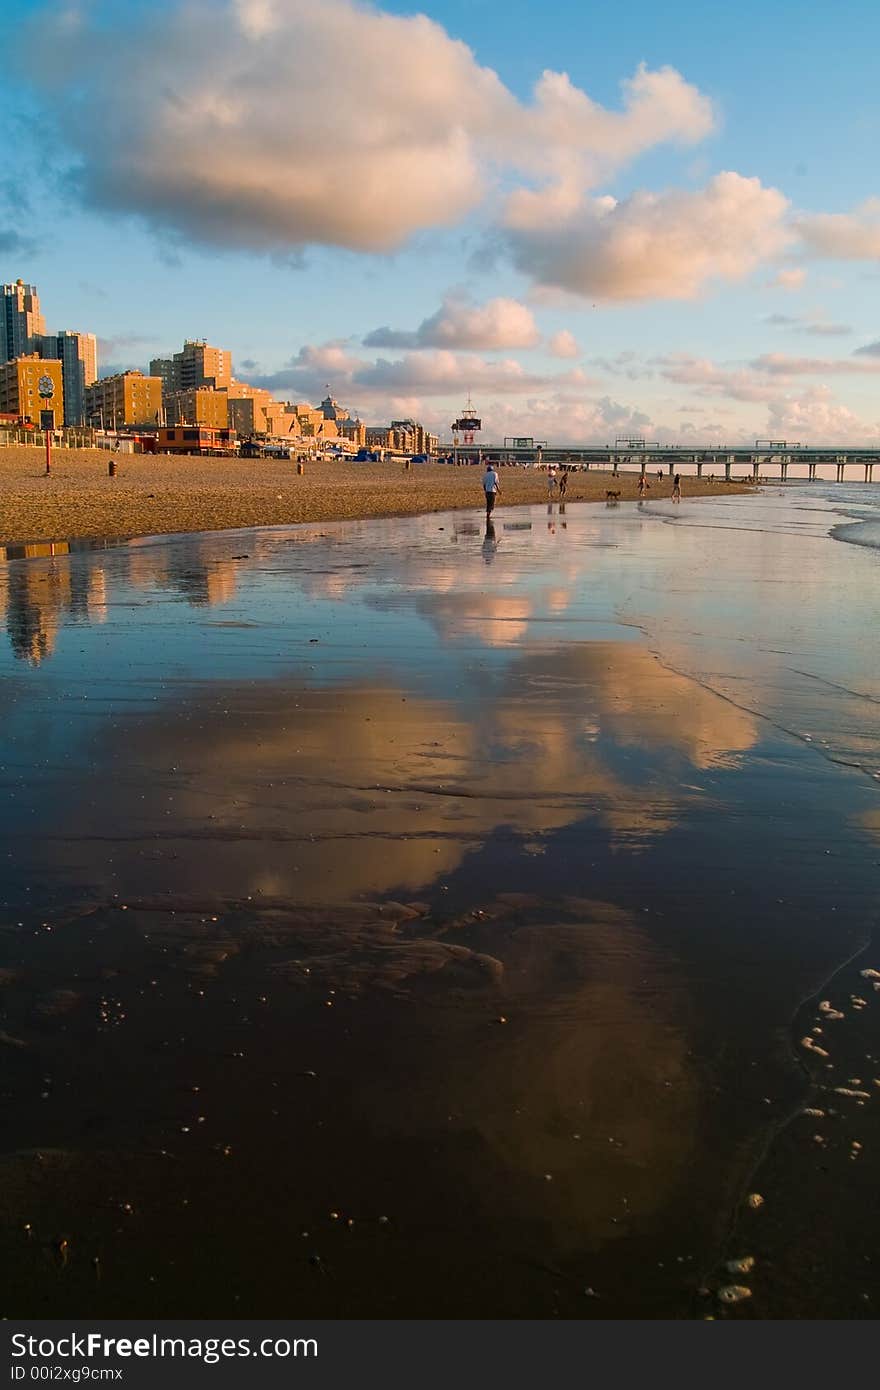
top-left (482, 464), bottom-right (500, 518)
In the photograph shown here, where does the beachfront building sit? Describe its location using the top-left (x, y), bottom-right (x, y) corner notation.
top-left (149, 356), bottom-right (176, 400)
top-left (318, 394), bottom-right (364, 447)
top-left (156, 425), bottom-right (237, 456)
top-left (165, 387), bottom-right (229, 428)
top-left (84, 370), bottom-right (162, 428)
top-left (366, 420), bottom-right (437, 455)
top-left (151, 340), bottom-right (233, 402)
top-left (0, 355), bottom-right (64, 426)
top-left (224, 380), bottom-right (277, 436)
top-left (1, 281), bottom-right (46, 362)
top-left (176, 340), bottom-right (232, 391)
top-left (39, 330), bottom-right (98, 426)
top-left (338, 415), bottom-right (366, 448)
top-left (391, 420), bottom-right (437, 455)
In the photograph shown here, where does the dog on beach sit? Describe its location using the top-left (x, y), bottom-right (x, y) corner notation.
top-left (605, 489), bottom-right (621, 500)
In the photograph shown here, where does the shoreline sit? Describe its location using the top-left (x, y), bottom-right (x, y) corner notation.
top-left (0, 446), bottom-right (752, 551)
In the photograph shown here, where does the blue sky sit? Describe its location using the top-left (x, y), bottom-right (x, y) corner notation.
top-left (2, 0), bottom-right (879, 442)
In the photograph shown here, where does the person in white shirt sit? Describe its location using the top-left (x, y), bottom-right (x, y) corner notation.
top-left (482, 464), bottom-right (500, 517)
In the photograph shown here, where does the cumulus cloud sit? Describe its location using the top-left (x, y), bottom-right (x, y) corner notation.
top-left (22, 0), bottom-right (715, 256)
top-left (547, 330), bottom-right (580, 359)
top-left (655, 354), bottom-right (780, 402)
top-left (364, 296), bottom-right (540, 350)
top-left (97, 331), bottom-right (155, 360)
top-left (494, 385), bottom-right (880, 446)
top-left (653, 350), bottom-right (880, 417)
top-left (797, 198), bottom-right (880, 261)
top-left (356, 352), bottom-right (551, 395)
top-left (249, 337), bottom-right (880, 446)
top-left (769, 267), bottom-right (807, 290)
top-left (503, 173), bottom-right (792, 300)
top-left (590, 350), bottom-right (653, 380)
top-left (478, 394), bottom-right (657, 446)
top-left (764, 386), bottom-right (880, 443)
top-left (749, 352), bottom-right (880, 376)
top-left (762, 313), bottom-right (851, 336)
top-left (251, 342), bottom-right (595, 401)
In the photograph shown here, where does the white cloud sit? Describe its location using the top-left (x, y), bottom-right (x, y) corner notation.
top-left (252, 343), bottom-right (596, 401)
top-left (762, 313), bottom-right (851, 337)
top-left (797, 198), bottom-right (880, 261)
top-left (356, 352), bottom-right (552, 395)
top-left (547, 330), bottom-right (580, 359)
top-left (749, 352), bottom-right (880, 376)
top-left (590, 350), bottom-right (652, 380)
top-left (770, 267), bottom-right (807, 290)
top-left (764, 387), bottom-right (880, 443)
top-left (364, 296), bottom-right (540, 350)
top-left (654, 354), bottom-right (780, 402)
top-left (504, 173), bottom-right (792, 301)
top-left (26, 0), bottom-right (715, 256)
top-left (486, 395), bottom-right (651, 441)
top-left (249, 339), bottom-right (880, 447)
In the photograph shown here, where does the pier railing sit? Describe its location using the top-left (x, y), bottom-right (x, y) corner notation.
top-left (466, 444), bottom-right (880, 482)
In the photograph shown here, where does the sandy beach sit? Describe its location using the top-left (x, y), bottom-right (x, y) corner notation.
top-left (0, 446), bottom-right (749, 546)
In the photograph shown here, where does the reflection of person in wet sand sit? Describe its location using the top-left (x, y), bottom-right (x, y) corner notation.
top-left (482, 463), bottom-right (500, 518)
top-left (482, 521), bottom-right (498, 562)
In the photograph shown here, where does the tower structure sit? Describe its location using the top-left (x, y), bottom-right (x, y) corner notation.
top-left (452, 394), bottom-right (481, 449)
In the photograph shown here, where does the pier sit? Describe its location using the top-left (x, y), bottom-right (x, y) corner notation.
top-left (473, 438), bottom-right (880, 482)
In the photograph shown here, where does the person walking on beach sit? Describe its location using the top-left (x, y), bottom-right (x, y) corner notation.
top-left (637, 473), bottom-right (649, 499)
top-left (482, 463), bottom-right (500, 518)
top-left (672, 473), bottom-right (682, 502)
top-left (547, 464), bottom-right (558, 496)
top-left (558, 468), bottom-right (568, 499)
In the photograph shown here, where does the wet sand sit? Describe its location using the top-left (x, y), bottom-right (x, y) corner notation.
top-left (0, 491), bottom-right (877, 1318)
top-left (0, 445), bottom-right (746, 547)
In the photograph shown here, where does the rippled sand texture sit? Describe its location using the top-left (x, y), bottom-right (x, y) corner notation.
top-left (0, 492), bottom-right (878, 1317)
top-left (0, 446), bottom-right (745, 546)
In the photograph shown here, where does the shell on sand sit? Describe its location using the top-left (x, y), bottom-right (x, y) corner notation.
top-left (718, 1284), bottom-right (752, 1304)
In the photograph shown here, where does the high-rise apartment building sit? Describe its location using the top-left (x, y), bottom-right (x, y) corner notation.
top-left (84, 371), bottom-right (162, 427)
top-left (0, 356), bottom-right (64, 425)
top-left (40, 330), bottom-right (98, 426)
top-left (1, 281), bottom-right (46, 361)
top-left (165, 388), bottom-right (229, 429)
top-left (177, 340), bottom-right (231, 391)
top-left (150, 341), bottom-right (232, 402)
top-left (149, 357), bottom-right (176, 400)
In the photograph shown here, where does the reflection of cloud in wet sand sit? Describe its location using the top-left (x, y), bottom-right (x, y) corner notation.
top-left (44, 642), bottom-right (757, 906)
top-left (280, 894), bottom-right (698, 1242)
top-left (0, 886), bottom-right (699, 1314)
top-left (423, 592), bottom-right (533, 647)
top-left (859, 809), bottom-right (880, 845)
